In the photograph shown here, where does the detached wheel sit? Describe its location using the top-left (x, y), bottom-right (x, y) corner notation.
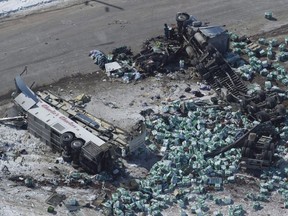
top-left (61, 132), bottom-right (74, 146)
top-left (71, 139), bottom-right (85, 151)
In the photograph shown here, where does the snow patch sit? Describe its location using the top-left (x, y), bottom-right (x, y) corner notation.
top-left (0, 0), bottom-right (70, 18)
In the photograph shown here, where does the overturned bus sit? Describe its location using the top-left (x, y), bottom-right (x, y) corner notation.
top-left (12, 76), bottom-right (146, 173)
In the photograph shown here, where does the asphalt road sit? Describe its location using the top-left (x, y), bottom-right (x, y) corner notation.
top-left (0, 0), bottom-right (288, 97)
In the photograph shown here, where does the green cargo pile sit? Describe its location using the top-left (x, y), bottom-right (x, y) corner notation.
top-left (230, 34), bottom-right (288, 87)
top-left (101, 97), bottom-right (288, 215)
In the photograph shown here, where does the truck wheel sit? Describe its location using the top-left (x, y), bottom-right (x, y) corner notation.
top-left (267, 151), bottom-right (273, 162)
top-left (71, 160), bottom-right (80, 169)
top-left (226, 94), bottom-right (235, 103)
top-left (256, 91), bottom-right (266, 102)
top-left (269, 143), bottom-right (275, 152)
top-left (196, 63), bottom-right (207, 75)
top-left (244, 140), bottom-right (249, 147)
top-left (240, 99), bottom-right (248, 112)
top-left (241, 147), bottom-right (246, 156)
top-left (213, 52), bottom-right (224, 64)
top-left (245, 148), bottom-right (251, 158)
top-left (203, 72), bottom-right (211, 80)
top-left (263, 150), bottom-right (272, 161)
top-left (247, 140), bottom-right (254, 148)
top-left (62, 151), bottom-right (72, 162)
top-left (276, 104), bottom-right (286, 116)
top-left (247, 105), bottom-right (259, 115)
top-left (256, 111), bottom-right (271, 123)
top-left (206, 44), bottom-right (215, 54)
top-left (176, 12), bottom-right (190, 22)
top-left (61, 132), bottom-right (74, 146)
top-left (71, 139), bottom-right (85, 150)
top-left (266, 96), bottom-right (277, 109)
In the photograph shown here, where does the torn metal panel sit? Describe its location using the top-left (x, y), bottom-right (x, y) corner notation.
top-left (14, 76), bottom-right (38, 103)
top-left (14, 93), bottom-right (37, 111)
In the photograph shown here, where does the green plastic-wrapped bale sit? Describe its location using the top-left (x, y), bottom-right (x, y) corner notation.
top-left (267, 51), bottom-right (274, 60)
top-left (269, 38), bottom-right (278, 47)
top-left (253, 202), bottom-right (263, 211)
top-left (279, 43), bottom-right (286, 51)
top-left (258, 37), bottom-right (266, 45)
top-left (260, 69), bottom-right (269, 76)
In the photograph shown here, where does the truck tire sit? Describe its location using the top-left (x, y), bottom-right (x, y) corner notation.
top-left (196, 63), bottom-right (207, 75)
top-left (276, 104), bottom-right (286, 116)
top-left (61, 132), bottom-right (74, 146)
top-left (269, 143), bottom-right (275, 152)
top-left (206, 44), bottom-right (216, 54)
top-left (245, 148), bottom-right (251, 158)
top-left (185, 46), bottom-right (195, 58)
top-left (247, 105), bottom-right (259, 115)
top-left (266, 96), bottom-right (277, 109)
top-left (226, 94), bottom-right (235, 103)
top-left (256, 91), bottom-right (266, 102)
top-left (263, 150), bottom-right (273, 161)
top-left (240, 99), bottom-right (248, 112)
top-left (247, 140), bottom-right (254, 148)
top-left (62, 151), bottom-right (72, 163)
top-left (213, 52), bottom-right (224, 64)
top-left (71, 160), bottom-right (80, 169)
top-left (267, 151), bottom-right (273, 162)
top-left (241, 147), bottom-right (246, 156)
top-left (71, 139), bottom-right (85, 151)
top-left (176, 12), bottom-right (190, 22)
top-left (256, 111), bottom-right (271, 123)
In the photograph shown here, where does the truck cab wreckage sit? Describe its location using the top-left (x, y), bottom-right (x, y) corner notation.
top-left (12, 76), bottom-right (146, 174)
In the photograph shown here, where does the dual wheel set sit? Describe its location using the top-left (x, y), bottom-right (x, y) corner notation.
top-left (241, 138), bottom-right (275, 162)
top-left (60, 132), bottom-right (85, 168)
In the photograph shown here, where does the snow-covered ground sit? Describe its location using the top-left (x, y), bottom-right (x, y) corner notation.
top-left (0, 0), bottom-right (73, 18)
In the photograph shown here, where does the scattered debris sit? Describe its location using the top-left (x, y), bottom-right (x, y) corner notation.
top-left (46, 193), bottom-right (66, 207)
top-left (265, 11), bottom-right (273, 20)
